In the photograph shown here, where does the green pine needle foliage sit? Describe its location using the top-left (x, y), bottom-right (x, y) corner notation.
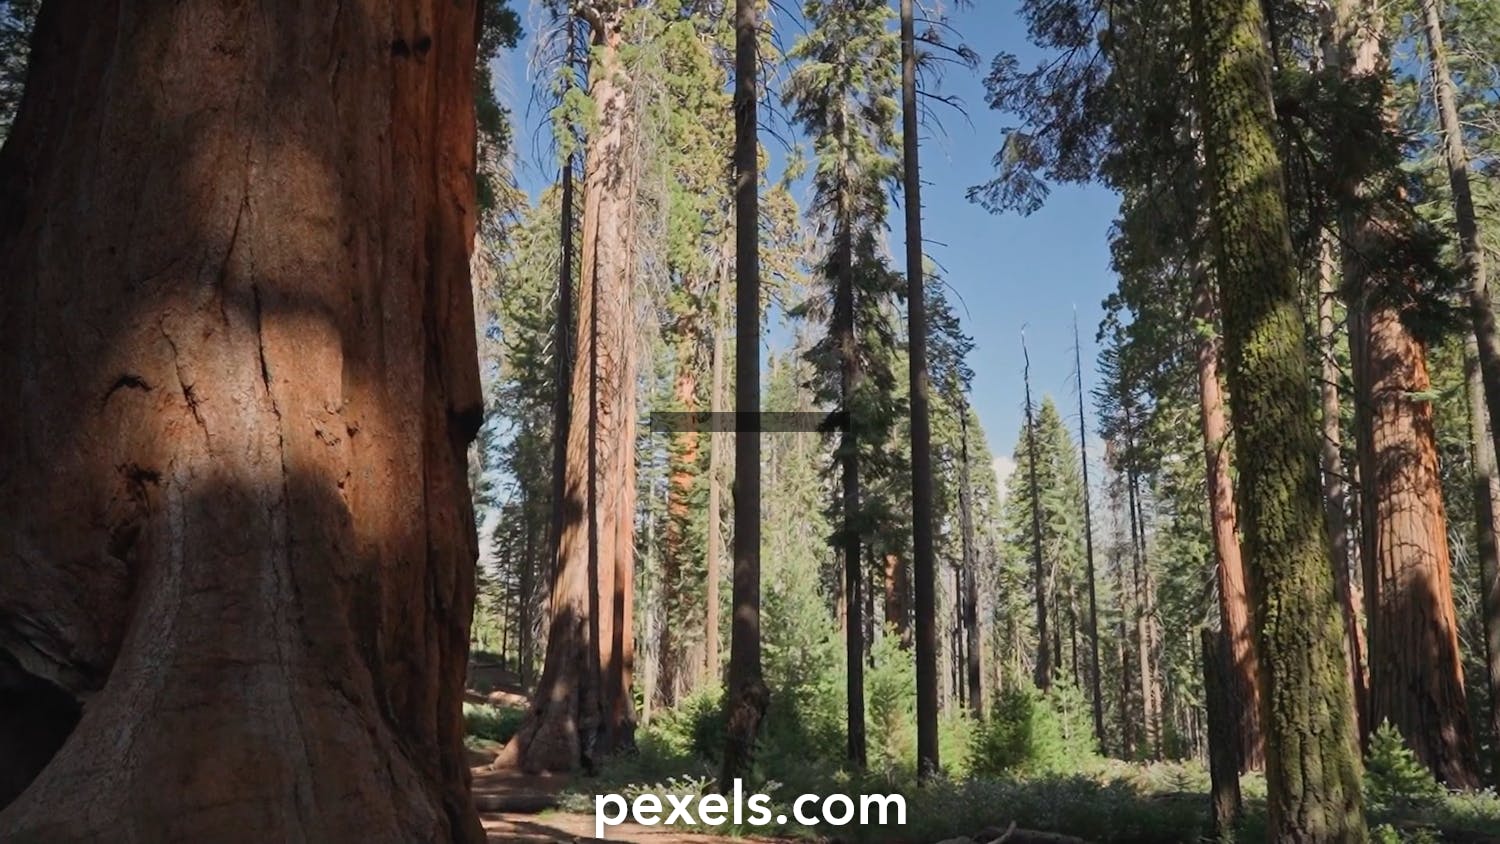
top-left (1365, 721), bottom-right (1447, 812)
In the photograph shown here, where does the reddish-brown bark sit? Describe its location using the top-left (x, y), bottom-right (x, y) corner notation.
top-left (501, 11), bottom-right (638, 772)
top-left (1192, 278), bottom-right (1264, 770)
top-left (884, 553), bottom-right (912, 647)
top-left (0, 2), bottom-right (486, 839)
top-left (1361, 303), bottom-right (1479, 787)
top-left (1334, 0), bottom-right (1479, 786)
top-left (657, 360), bottom-right (699, 708)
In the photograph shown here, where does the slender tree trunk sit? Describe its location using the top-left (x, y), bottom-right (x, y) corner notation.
top-left (1192, 275), bottom-right (1264, 770)
top-left (704, 251), bottom-right (730, 688)
top-left (1126, 471), bottom-right (1159, 758)
top-left (503, 10), bottom-right (638, 772)
top-left (519, 498), bottom-right (538, 687)
top-left (838, 191), bottom-right (866, 770)
top-left (1189, 0), bottom-right (1368, 828)
top-left (1073, 318), bottom-right (1105, 744)
top-left (1417, 0), bottom-right (1500, 498)
top-left (899, 0), bottom-right (940, 780)
top-left (1466, 340), bottom-right (1500, 776)
top-left (721, 0), bottom-right (767, 786)
top-left (1023, 339), bottom-right (1051, 691)
top-left (960, 408), bottom-right (984, 717)
top-left (1115, 536), bottom-right (1138, 758)
top-left (1068, 590), bottom-right (1080, 690)
top-left (658, 360), bottom-right (699, 708)
top-left (0, 1), bottom-right (486, 838)
top-left (1317, 234), bottom-right (1369, 740)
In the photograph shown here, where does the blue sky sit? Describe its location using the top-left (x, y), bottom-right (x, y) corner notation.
top-left (494, 0), bottom-right (1122, 489)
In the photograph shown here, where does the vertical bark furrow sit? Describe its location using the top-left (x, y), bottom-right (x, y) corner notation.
top-left (0, 2), bottom-right (486, 840)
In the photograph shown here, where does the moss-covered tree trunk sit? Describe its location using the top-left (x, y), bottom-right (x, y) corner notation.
top-left (1189, 0), bottom-right (1367, 831)
top-left (0, 1), bottom-right (486, 839)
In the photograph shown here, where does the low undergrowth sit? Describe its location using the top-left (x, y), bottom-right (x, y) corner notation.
top-left (541, 683), bottom-right (1500, 843)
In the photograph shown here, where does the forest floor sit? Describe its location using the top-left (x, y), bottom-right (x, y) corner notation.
top-left (466, 662), bottom-right (796, 843)
top-left (471, 766), bottom-right (797, 843)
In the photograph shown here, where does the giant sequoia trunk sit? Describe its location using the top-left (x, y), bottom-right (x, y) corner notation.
top-left (1189, 0), bottom-right (1367, 830)
top-left (501, 11), bottom-right (638, 772)
top-left (0, 2), bottom-right (486, 840)
top-left (1357, 300), bottom-right (1479, 787)
top-left (1335, 0), bottom-right (1479, 787)
top-left (1192, 277), bottom-right (1263, 771)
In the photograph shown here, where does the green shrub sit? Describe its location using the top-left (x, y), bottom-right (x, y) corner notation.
top-left (968, 682), bottom-right (1099, 778)
top-left (898, 774), bottom-right (1208, 843)
top-left (866, 630), bottom-right (917, 773)
top-left (1365, 722), bottom-right (1445, 812)
top-left (463, 702), bottom-right (524, 744)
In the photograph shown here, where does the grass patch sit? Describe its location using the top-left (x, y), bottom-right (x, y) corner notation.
top-left (464, 702), bottom-right (524, 744)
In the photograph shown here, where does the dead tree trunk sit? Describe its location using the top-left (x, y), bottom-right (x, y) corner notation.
top-left (0, 1), bottom-right (486, 839)
top-left (1072, 317), bottom-right (1105, 744)
top-left (1023, 338), bottom-right (1051, 691)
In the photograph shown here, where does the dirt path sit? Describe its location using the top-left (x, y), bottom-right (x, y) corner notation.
top-left (472, 765), bottom-right (797, 843)
top-left (481, 810), bottom-right (795, 843)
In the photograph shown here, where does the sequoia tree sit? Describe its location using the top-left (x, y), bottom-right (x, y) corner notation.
top-left (501, 0), bottom-right (641, 773)
top-left (1189, 0), bottom-right (1367, 831)
top-left (1332, 0), bottom-right (1479, 787)
top-left (0, 1), bottom-right (486, 840)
